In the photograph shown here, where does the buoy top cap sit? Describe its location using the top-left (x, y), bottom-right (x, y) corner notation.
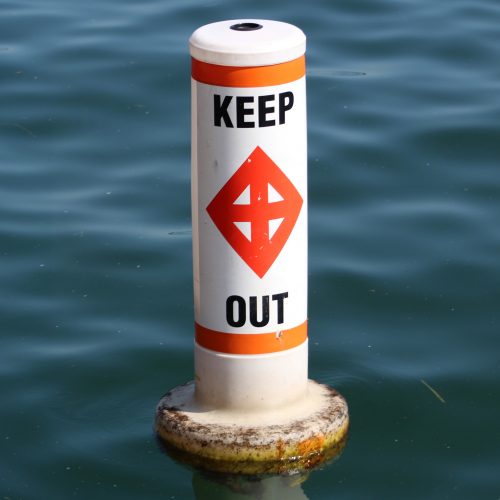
top-left (189, 19), bottom-right (306, 67)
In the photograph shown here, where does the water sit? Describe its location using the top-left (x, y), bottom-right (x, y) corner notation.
top-left (1, 0), bottom-right (499, 498)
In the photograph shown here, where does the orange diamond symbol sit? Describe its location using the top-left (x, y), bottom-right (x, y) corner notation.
top-left (207, 146), bottom-right (303, 278)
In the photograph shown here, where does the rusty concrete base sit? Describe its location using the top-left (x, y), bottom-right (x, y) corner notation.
top-left (155, 380), bottom-right (349, 475)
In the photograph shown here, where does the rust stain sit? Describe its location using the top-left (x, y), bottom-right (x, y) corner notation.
top-left (297, 434), bottom-right (325, 457)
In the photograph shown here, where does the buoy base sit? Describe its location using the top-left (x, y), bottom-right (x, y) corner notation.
top-left (155, 380), bottom-right (349, 475)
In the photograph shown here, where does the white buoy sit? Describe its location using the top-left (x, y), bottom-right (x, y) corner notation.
top-left (156, 19), bottom-right (349, 474)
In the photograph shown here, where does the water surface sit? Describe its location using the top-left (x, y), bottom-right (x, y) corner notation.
top-left (1, 0), bottom-right (499, 498)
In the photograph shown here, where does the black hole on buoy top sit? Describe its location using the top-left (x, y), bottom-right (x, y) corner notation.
top-left (230, 22), bottom-right (263, 31)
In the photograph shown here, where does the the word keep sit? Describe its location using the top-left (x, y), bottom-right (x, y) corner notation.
top-left (214, 92), bottom-right (294, 128)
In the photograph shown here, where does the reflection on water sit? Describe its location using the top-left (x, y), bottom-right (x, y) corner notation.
top-left (157, 429), bottom-right (313, 498)
top-left (192, 470), bottom-right (310, 500)
top-left (156, 421), bottom-right (347, 498)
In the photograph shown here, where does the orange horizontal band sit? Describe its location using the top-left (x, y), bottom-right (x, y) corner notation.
top-left (191, 55), bottom-right (305, 87)
top-left (195, 320), bottom-right (308, 355)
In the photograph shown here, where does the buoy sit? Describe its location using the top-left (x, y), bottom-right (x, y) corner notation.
top-left (156, 19), bottom-right (349, 475)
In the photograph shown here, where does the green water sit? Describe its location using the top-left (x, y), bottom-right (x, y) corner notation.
top-left (1, 0), bottom-right (499, 498)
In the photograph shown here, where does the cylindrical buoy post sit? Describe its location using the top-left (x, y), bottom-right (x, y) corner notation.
top-left (192, 20), bottom-right (308, 410)
top-left (156, 20), bottom-right (349, 475)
